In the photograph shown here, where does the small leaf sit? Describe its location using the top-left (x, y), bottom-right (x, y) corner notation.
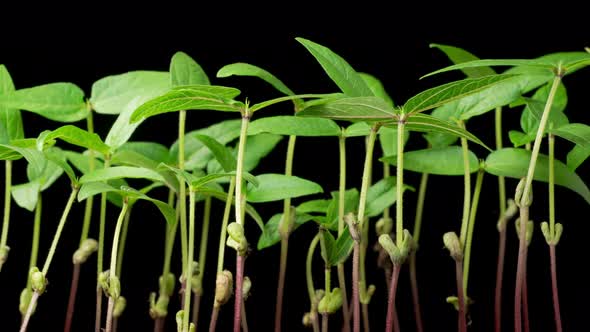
top-left (320, 230), bottom-right (336, 263)
top-left (65, 151), bottom-right (105, 175)
top-left (297, 96), bottom-right (396, 121)
top-left (430, 43), bottom-right (496, 78)
top-left (566, 144), bottom-right (590, 171)
top-left (520, 83), bottom-right (568, 135)
top-left (0, 65), bottom-right (23, 143)
top-left (90, 71), bottom-right (170, 115)
top-left (323, 189), bottom-right (359, 231)
top-left (552, 123), bottom-right (590, 149)
top-left (246, 174), bottom-right (323, 203)
top-left (508, 130), bottom-right (535, 148)
top-left (195, 187), bottom-right (265, 231)
top-left (343, 122), bottom-right (371, 137)
top-left (404, 74), bottom-right (519, 114)
top-left (366, 177), bottom-right (412, 217)
top-left (423, 106), bottom-right (461, 148)
top-left (78, 182), bottom-right (121, 201)
top-left (248, 116), bottom-right (341, 137)
top-left (11, 181), bottom-right (41, 211)
top-left (391, 113), bottom-right (489, 150)
top-left (105, 97), bottom-right (148, 150)
top-left (130, 85), bottom-right (242, 123)
top-left (117, 142), bottom-right (169, 164)
top-left (296, 37), bottom-right (373, 97)
top-left (257, 212), bottom-right (316, 250)
top-left (249, 94), bottom-right (331, 113)
top-left (243, 133), bottom-right (283, 172)
top-left (329, 228), bottom-right (354, 265)
top-left (0, 142), bottom-right (47, 177)
top-left (359, 73), bottom-right (394, 106)
top-left (485, 148), bottom-right (590, 204)
top-left (191, 172), bottom-right (258, 189)
top-left (217, 62), bottom-right (296, 98)
top-left (381, 146), bottom-right (479, 175)
top-left (0, 83), bottom-right (88, 122)
top-left (80, 166), bottom-right (167, 185)
top-left (170, 52), bottom-right (209, 87)
top-left (43, 147), bottom-right (76, 185)
top-left (194, 134), bottom-right (237, 172)
top-left (135, 194), bottom-right (177, 227)
top-left (379, 127), bottom-right (409, 157)
top-left (296, 199), bottom-right (331, 214)
top-left (40, 125), bottom-right (111, 156)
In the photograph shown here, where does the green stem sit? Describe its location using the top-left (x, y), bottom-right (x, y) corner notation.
top-left (549, 134), bottom-right (555, 234)
top-left (182, 189), bottom-right (197, 332)
top-left (357, 125), bottom-right (378, 230)
top-left (163, 189), bottom-right (178, 277)
top-left (395, 120), bottom-right (405, 246)
top-left (495, 107), bottom-right (506, 217)
top-left (0, 159), bottom-right (12, 270)
top-left (105, 200), bottom-right (129, 332)
top-left (463, 168), bottom-right (484, 294)
top-left (27, 194), bottom-right (42, 289)
top-left (383, 162), bottom-right (390, 219)
top-left (97, 157), bottom-right (112, 278)
top-left (413, 173), bottom-right (429, 245)
top-left (116, 206), bottom-right (132, 277)
top-left (515, 74), bottom-right (562, 332)
top-left (410, 172), bottom-right (428, 332)
top-left (216, 178), bottom-right (235, 273)
top-left (458, 121), bottom-right (471, 247)
top-left (80, 109), bottom-right (96, 244)
top-left (337, 134), bottom-right (351, 332)
top-left (306, 234), bottom-right (320, 303)
top-left (178, 110), bottom-right (188, 278)
top-left (193, 196), bottom-right (212, 325)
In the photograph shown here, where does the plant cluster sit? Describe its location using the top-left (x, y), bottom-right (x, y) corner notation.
top-left (1, 39), bottom-right (589, 332)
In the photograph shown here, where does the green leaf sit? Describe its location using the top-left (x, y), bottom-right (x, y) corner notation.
top-left (296, 199), bottom-right (331, 214)
top-left (248, 116), bottom-right (341, 137)
top-left (257, 212), bottom-right (316, 250)
top-left (329, 228), bottom-right (354, 265)
top-left (359, 73), bottom-right (394, 106)
top-left (117, 142), bottom-right (169, 164)
top-left (379, 127), bottom-right (409, 157)
top-left (343, 122), bottom-right (371, 137)
top-left (0, 83), bottom-right (87, 122)
top-left (423, 106), bottom-right (461, 148)
top-left (80, 166), bottom-right (167, 185)
top-left (381, 146), bottom-right (479, 175)
top-left (366, 177), bottom-right (412, 217)
top-left (105, 97), bottom-right (148, 150)
top-left (170, 52), bottom-right (209, 87)
top-left (403, 74), bottom-right (518, 114)
top-left (78, 182), bottom-right (121, 201)
top-left (0, 142), bottom-right (46, 176)
top-left (323, 189), bottom-right (359, 231)
top-left (195, 187), bottom-right (265, 231)
top-left (296, 37), bottom-right (372, 97)
top-left (320, 230), bottom-right (336, 263)
top-left (430, 43), bottom-right (495, 78)
top-left (566, 144), bottom-right (590, 171)
top-left (130, 85), bottom-right (242, 123)
top-left (40, 125), bottom-right (111, 155)
top-left (11, 181), bottom-right (41, 211)
top-left (485, 148), bottom-right (590, 204)
top-left (552, 123), bottom-right (590, 149)
top-left (520, 83), bottom-right (569, 135)
top-left (249, 94), bottom-right (331, 113)
top-left (90, 71), bottom-right (170, 114)
top-left (194, 134), bottom-right (237, 172)
top-left (508, 130), bottom-right (535, 148)
top-left (43, 147), bottom-right (77, 185)
top-left (0, 65), bottom-right (23, 143)
top-left (243, 133), bottom-right (283, 172)
top-left (64, 151), bottom-right (104, 175)
top-left (191, 172), bottom-right (258, 189)
top-left (246, 174), bottom-right (323, 203)
top-left (393, 113), bottom-right (490, 150)
top-left (134, 192), bottom-right (177, 227)
top-left (297, 96), bottom-right (396, 121)
top-left (217, 62), bottom-right (295, 97)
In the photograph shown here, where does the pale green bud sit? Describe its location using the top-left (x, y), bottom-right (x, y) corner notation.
top-left (375, 217), bottom-right (393, 236)
top-left (360, 283), bottom-right (376, 304)
top-left (227, 222), bottom-right (248, 256)
top-left (242, 276), bottom-right (252, 300)
top-left (159, 273), bottom-right (175, 297)
top-left (278, 206), bottom-right (296, 238)
top-left (443, 232), bottom-right (463, 261)
top-left (114, 296), bottom-right (126, 317)
top-left (73, 238), bottom-right (98, 264)
top-left (318, 288), bottom-right (343, 314)
top-left (214, 270), bottom-right (233, 307)
top-left (344, 213), bottom-right (360, 242)
top-left (149, 292), bottom-right (170, 318)
top-left (515, 218), bottom-right (534, 246)
top-left (19, 288), bottom-right (34, 315)
top-left (0, 245), bottom-right (10, 266)
top-left (30, 267), bottom-right (46, 294)
top-left (515, 178), bottom-right (532, 208)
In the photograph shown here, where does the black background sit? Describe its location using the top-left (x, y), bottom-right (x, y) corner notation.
top-left (1, 4), bottom-right (589, 332)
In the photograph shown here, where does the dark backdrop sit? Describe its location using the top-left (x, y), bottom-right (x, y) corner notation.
top-left (1, 4), bottom-right (589, 332)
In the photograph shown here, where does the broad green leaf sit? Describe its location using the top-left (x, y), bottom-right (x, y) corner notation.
top-left (485, 148), bottom-right (590, 204)
top-left (0, 65), bottom-right (23, 143)
top-left (379, 127), bottom-right (409, 156)
top-left (11, 181), bottom-right (41, 211)
top-left (360, 73), bottom-right (394, 106)
top-left (217, 62), bottom-right (297, 99)
top-left (243, 133), bottom-right (283, 172)
top-left (390, 113), bottom-right (490, 150)
top-left (43, 147), bottom-right (77, 185)
top-left (0, 142), bottom-right (46, 177)
top-left (320, 230), bottom-right (336, 263)
top-left (430, 44), bottom-right (496, 78)
top-left (191, 172), bottom-right (258, 189)
top-left (329, 228), bottom-right (354, 265)
top-left (508, 130), bottom-right (535, 148)
top-left (78, 181), bottom-right (121, 201)
top-left (296, 199), bottom-right (331, 214)
top-left (246, 174), bottom-right (323, 203)
top-left (170, 52), bottom-right (209, 87)
top-left (454, 77), bottom-right (526, 120)
top-left (105, 97), bottom-right (147, 149)
top-left (257, 212), bottom-right (315, 250)
top-left (64, 151), bottom-right (105, 174)
top-left (566, 144), bottom-right (590, 171)
top-left (366, 177), bottom-right (412, 217)
top-left (194, 187), bottom-right (264, 231)
top-left (0, 83), bottom-right (87, 122)
top-left (90, 71), bottom-right (170, 114)
top-left (40, 125), bottom-right (111, 155)
top-left (323, 188), bottom-right (359, 231)
top-left (343, 122), bottom-right (371, 137)
top-left (249, 94), bottom-right (331, 113)
top-left (248, 116), bottom-right (341, 137)
top-left (520, 83), bottom-right (568, 135)
top-left (170, 119), bottom-right (241, 168)
top-left (552, 123), bottom-right (590, 149)
top-left (34, 154), bottom-right (65, 190)
top-left (194, 134), bottom-right (237, 172)
top-left (296, 37), bottom-right (372, 97)
top-left (130, 85), bottom-right (242, 123)
top-left (111, 150), bottom-right (179, 191)
top-left (423, 106), bottom-right (461, 148)
top-left (80, 166), bottom-right (167, 185)
top-left (403, 74), bottom-right (518, 114)
top-left (298, 96), bottom-right (396, 121)
top-left (117, 142), bottom-right (169, 164)
top-left (381, 146), bottom-right (479, 175)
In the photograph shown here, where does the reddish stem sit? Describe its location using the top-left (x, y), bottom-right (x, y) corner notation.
top-left (385, 264), bottom-right (401, 332)
top-left (514, 207), bottom-right (528, 332)
top-left (455, 260), bottom-right (467, 332)
top-left (19, 291), bottom-right (40, 332)
top-left (241, 298), bottom-right (249, 332)
top-left (274, 237), bottom-right (289, 332)
top-left (95, 288), bottom-right (103, 332)
top-left (322, 313), bottom-right (329, 332)
top-left (154, 317), bottom-right (164, 332)
top-left (409, 253), bottom-right (424, 332)
top-left (523, 253), bottom-right (530, 332)
top-left (549, 244), bottom-right (563, 332)
top-left (64, 263), bottom-right (81, 332)
top-left (362, 303), bottom-right (370, 332)
top-left (494, 228), bottom-right (507, 332)
top-left (105, 297), bottom-right (114, 332)
top-left (208, 307), bottom-right (220, 332)
top-left (113, 317), bottom-right (119, 332)
top-left (192, 293), bottom-right (201, 329)
top-left (352, 242), bottom-right (360, 332)
top-left (234, 255), bottom-right (245, 332)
